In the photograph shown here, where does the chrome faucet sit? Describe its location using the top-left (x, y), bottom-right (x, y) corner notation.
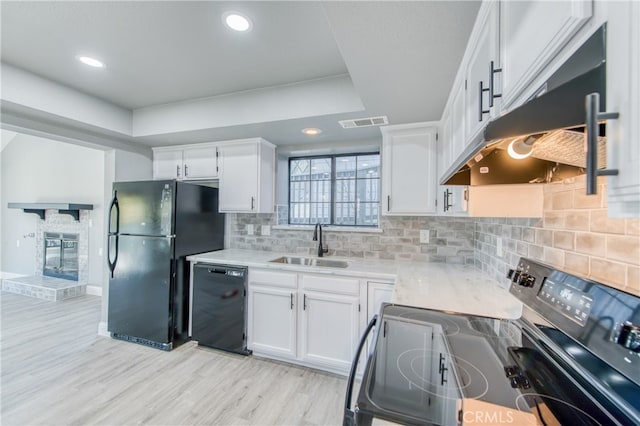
top-left (312, 223), bottom-right (329, 257)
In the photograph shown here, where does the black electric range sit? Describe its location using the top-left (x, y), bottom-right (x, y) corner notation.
top-left (344, 258), bottom-right (640, 425)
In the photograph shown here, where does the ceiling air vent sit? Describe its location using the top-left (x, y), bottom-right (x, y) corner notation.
top-left (339, 116), bottom-right (388, 129)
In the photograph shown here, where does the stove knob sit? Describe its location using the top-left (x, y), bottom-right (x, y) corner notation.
top-left (524, 275), bottom-right (536, 288)
top-left (507, 269), bottom-right (516, 279)
top-left (516, 273), bottom-right (535, 287)
top-left (516, 273), bottom-right (528, 286)
top-left (511, 270), bottom-right (522, 283)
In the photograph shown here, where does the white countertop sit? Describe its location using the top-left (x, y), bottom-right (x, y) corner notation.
top-left (187, 249), bottom-right (522, 320)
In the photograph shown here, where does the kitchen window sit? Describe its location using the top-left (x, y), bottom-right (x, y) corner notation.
top-left (289, 153), bottom-right (380, 226)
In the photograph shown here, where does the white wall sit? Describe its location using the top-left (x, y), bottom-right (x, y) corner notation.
top-left (0, 133), bottom-right (105, 285)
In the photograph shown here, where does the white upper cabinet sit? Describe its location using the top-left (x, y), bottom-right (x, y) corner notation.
top-left (605, 1), bottom-right (640, 217)
top-left (181, 146), bottom-right (218, 179)
top-left (464, 1), bottom-right (501, 145)
top-left (153, 143), bottom-right (219, 180)
top-left (218, 138), bottom-right (275, 213)
top-left (437, 109), bottom-right (468, 216)
top-left (500, 0), bottom-right (593, 109)
top-left (381, 123), bottom-right (438, 216)
top-left (450, 81), bottom-right (466, 162)
top-left (153, 149), bottom-right (184, 180)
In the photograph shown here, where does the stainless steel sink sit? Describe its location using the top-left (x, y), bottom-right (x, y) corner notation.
top-left (269, 256), bottom-right (349, 268)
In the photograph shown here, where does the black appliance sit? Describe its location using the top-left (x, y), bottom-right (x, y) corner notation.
top-left (107, 180), bottom-right (224, 350)
top-left (191, 263), bottom-right (250, 355)
top-left (344, 258), bottom-right (640, 425)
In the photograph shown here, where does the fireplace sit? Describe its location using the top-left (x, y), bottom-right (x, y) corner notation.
top-left (43, 232), bottom-right (79, 281)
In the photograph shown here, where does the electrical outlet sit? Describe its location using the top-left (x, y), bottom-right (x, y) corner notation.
top-left (247, 224), bottom-right (254, 236)
top-left (497, 237), bottom-right (503, 257)
top-left (262, 225), bottom-right (271, 236)
top-left (419, 230), bottom-right (430, 244)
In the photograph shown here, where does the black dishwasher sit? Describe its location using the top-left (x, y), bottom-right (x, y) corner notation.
top-left (191, 263), bottom-right (250, 355)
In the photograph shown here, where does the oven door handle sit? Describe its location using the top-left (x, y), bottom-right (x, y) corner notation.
top-left (343, 315), bottom-right (377, 426)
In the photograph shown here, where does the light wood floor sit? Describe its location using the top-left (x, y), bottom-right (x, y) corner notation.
top-left (1, 292), bottom-right (347, 425)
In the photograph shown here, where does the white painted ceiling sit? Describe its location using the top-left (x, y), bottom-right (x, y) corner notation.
top-left (0, 1), bottom-right (480, 148)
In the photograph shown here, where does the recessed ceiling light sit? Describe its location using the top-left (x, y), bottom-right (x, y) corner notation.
top-left (302, 128), bottom-right (322, 136)
top-left (223, 12), bottom-right (252, 32)
top-left (77, 55), bottom-right (105, 68)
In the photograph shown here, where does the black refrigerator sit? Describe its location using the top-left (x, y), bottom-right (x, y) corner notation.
top-left (107, 180), bottom-right (224, 350)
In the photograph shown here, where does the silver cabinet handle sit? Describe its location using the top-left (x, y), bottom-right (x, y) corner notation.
top-left (176, 164), bottom-right (181, 178)
top-left (290, 293), bottom-right (294, 310)
top-left (303, 294), bottom-right (307, 310)
top-left (585, 93), bottom-right (619, 194)
top-left (184, 164), bottom-right (189, 177)
top-left (251, 196), bottom-right (255, 210)
top-left (387, 195), bottom-right (391, 212)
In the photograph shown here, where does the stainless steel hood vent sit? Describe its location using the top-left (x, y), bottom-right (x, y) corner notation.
top-left (442, 24), bottom-right (616, 188)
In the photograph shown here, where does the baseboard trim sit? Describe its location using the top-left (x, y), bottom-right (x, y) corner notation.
top-left (86, 285), bottom-right (102, 296)
top-left (98, 321), bottom-right (110, 337)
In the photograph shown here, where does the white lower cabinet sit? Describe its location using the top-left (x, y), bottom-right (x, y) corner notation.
top-left (367, 281), bottom-right (393, 320)
top-left (299, 289), bottom-right (360, 372)
top-left (248, 269), bottom-right (392, 375)
top-left (247, 270), bottom-right (297, 359)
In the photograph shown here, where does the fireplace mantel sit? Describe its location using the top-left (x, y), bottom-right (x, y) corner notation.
top-left (8, 203), bottom-right (94, 221)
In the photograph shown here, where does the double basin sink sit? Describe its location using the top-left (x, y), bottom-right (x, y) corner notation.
top-left (269, 256), bottom-right (349, 269)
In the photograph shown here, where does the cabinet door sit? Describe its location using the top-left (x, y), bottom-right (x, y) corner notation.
top-left (501, 0), bottom-right (592, 109)
top-left (183, 146), bottom-right (218, 180)
top-left (300, 290), bottom-right (360, 373)
top-left (382, 125), bottom-right (437, 215)
top-left (450, 81), bottom-right (466, 162)
top-left (219, 143), bottom-right (258, 212)
top-left (437, 113), bottom-right (452, 185)
top-left (606, 1), bottom-right (640, 217)
top-left (441, 186), bottom-right (469, 216)
top-left (153, 150), bottom-right (183, 180)
top-left (247, 285), bottom-right (297, 359)
top-left (367, 281), bottom-right (393, 321)
top-left (464, 2), bottom-right (500, 144)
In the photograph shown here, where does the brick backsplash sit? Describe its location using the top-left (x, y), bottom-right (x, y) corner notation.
top-left (226, 214), bottom-right (475, 264)
top-left (475, 175), bottom-right (640, 296)
top-left (226, 176), bottom-right (639, 296)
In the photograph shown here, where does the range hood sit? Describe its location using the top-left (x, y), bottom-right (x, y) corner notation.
top-left (442, 24), bottom-right (616, 188)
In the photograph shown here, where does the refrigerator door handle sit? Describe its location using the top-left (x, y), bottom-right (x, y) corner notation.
top-left (107, 235), bottom-right (119, 278)
top-left (108, 190), bottom-right (120, 235)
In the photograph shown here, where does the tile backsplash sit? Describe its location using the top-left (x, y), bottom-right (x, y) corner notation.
top-left (226, 175), bottom-right (639, 296)
top-left (475, 175), bottom-right (640, 296)
top-left (226, 214), bottom-right (475, 264)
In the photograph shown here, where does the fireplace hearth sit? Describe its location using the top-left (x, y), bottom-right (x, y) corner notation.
top-left (1, 210), bottom-right (90, 301)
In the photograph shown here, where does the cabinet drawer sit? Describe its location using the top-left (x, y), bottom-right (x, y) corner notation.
top-left (300, 274), bottom-right (359, 296)
top-left (250, 269), bottom-right (297, 289)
